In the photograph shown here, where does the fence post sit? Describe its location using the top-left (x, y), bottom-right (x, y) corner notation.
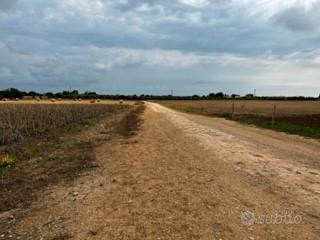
top-left (272, 105), bottom-right (276, 126)
top-left (231, 102), bottom-right (235, 118)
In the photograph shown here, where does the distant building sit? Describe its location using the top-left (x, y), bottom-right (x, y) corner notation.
top-left (245, 94), bottom-right (254, 99)
top-left (231, 94), bottom-right (241, 99)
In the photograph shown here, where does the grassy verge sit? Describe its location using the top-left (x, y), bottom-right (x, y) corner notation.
top-left (229, 115), bottom-right (320, 139)
top-left (116, 103), bottom-right (145, 137)
top-left (158, 102), bottom-right (320, 139)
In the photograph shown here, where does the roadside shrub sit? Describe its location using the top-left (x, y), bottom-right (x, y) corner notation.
top-left (0, 154), bottom-right (16, 167)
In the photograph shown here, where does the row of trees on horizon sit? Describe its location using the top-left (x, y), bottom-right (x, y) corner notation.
top-left (0, 88), bottom-right (319, 101)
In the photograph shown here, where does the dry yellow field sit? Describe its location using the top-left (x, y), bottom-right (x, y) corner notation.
top-left (157, 100), bottom-right (320, 117)
top-left (0, 99), bottom-right (130, 105)
top-left (0, 102), bottom-right (131, 145)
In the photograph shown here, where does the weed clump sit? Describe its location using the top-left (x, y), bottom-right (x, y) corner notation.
top-left (22, 148), bottom-right (40, 159)
top-left (0, 154), bottom-right (16, 167)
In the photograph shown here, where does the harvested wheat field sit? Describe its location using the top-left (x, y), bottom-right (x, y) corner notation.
top-left (0, 99), bottom-right (125, 105)
top-left (0, 101), bottom-right (319, 240)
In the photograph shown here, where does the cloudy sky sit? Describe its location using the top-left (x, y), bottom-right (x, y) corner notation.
top-left (0, 0), bottom-right (320, 96)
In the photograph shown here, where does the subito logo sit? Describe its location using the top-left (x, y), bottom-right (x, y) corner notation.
top-left (241, 211), bottom-right (256, 226)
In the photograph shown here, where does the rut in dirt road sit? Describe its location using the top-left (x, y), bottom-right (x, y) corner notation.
top-left (9, 102), bottom-right (320, 239)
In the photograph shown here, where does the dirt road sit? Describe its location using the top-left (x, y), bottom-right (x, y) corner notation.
top-left (7, 102), bottom-right (320, 239)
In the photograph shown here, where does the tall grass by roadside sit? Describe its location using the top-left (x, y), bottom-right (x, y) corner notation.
top-left (0, 103), bottom-right (127, 145)
top-left (228, 115), bottom-right (320, 139)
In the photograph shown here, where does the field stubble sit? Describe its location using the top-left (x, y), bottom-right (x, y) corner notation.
top-left (0, 103), bottom-right (127, 145)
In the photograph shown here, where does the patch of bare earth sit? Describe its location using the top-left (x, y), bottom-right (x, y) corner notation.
top-left (1, 102), bottom-right (319, 239)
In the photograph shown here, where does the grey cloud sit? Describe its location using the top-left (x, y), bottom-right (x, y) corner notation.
top-left (0, 0), bottom-right (18, 12)
top-left (0, 0), bottom-right (299, 55)
top-left (0, 0), bottom-right (319, 96)
top-left (271, 5), bottom-right (320, 33)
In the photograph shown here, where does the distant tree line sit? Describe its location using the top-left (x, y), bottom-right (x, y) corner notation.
top-left (0, 88), bottom-right (319, 101)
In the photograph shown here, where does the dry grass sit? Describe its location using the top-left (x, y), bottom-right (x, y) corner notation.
top-left (0, 99), bottom-right (127, 105)
top-left (157, 100), bottom-right (320, 138)
top-left (157, 100), bottom-right (320, 117)
top-left (116, 103), bottom-right (145, 137)
top-left (0, 154), bottom-right (16, 167)
top-left (0, 103), bottom-right (128, 145)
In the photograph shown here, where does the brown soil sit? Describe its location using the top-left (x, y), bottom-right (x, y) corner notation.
top-left (0, 102), bottom-right (319, 240)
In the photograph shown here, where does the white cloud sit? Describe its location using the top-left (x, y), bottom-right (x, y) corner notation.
top-left (60, 0), bottom-right (104, 16)
top-left (92, 48), bottom-right (209, 71)
top-left (89, 47), bottom-right (320, 88)
top-left (178, 0), bottom-right (210, 7)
